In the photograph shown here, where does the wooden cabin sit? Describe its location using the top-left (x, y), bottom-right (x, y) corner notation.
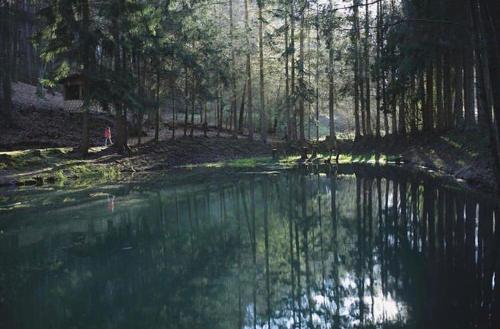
top-left (58, 73), bottom-right (86, 101)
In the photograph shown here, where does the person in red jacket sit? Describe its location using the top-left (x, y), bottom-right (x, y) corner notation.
top-left (104, 127), bottom-right (113, 146)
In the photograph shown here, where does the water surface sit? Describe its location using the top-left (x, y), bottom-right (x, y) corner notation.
top-left (0, 165), bottom-right (499, 329)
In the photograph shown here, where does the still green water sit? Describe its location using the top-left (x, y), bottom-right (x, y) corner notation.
top-left (0, 165), bottom-right (498, 329)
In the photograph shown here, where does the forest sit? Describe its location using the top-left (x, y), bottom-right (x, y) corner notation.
top-left (1, 0), bottom-right (499, 180)
top-left (1, 0), bottom-right (499, 166)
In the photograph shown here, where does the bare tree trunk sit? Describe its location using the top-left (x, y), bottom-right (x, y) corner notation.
top-left (390, 85), bottom-right (397, 135)
top-left (155, 69), bottom-right (161, 142)
top-left (436, 53), bottom-right (445, 131)
top-left (258, 3), bottom-right (267, 142)
top-left (290, 0), bottom-right (297, 140)
top-left (11, 2), bottom-right (18, 83)
top-left (229, 0), bottom-right (238, 138)
top-left (80, 0), bottom-right (91, 155)
top-left (389, 0), bottom-right (397, 136)
top-left (184, 68), bottom-right (189, 137)
top-left (190, 82), bottom-right (195, 138)
top-left (307, 13), bottom-right (312, 141)
top-left (464, 4), bottom-right (476, 130)
top-left (298, 2), bottom-right (305, 142)
top-left (204, 103), bottom-right (208, 137)
top-left (399, 86), bottom-right (406, 135)
top-left (410, 76), bottom-right (418, 134)
top-left (328, 0), bottom-right (336, 143)
top-left (239, 82), bottom-right (246, 133)
top-left (353, 0), bottom-right (361, 139)
top-left (285, 13), bottom-right (291, 140)
top-left (358, 1), bottom-right (366, 137)
top-left (136, 55), bottom-right (143, 146)
top-left (375, 0), bottom-right (382, 138)
top-left (171, 88), bottom-right (176, 140)
top-left (364, 0), bottom-right (372, 136)
top-left (245, 0), bottom-right (254, 140)
top-left (423, 61), bottom-right (434, 132)
top-left (418, 70), bottom-right (426, 132)
top-left (443, 51), bottom-right (453, 129)
top-left (316, 3), bottom-right (321, 142)
top-left (380, 0), bottom-right (389, 136)
top-left (453, 53), bottom-right (464, 128)
top-left (1, 1), bottom-right (13, 128)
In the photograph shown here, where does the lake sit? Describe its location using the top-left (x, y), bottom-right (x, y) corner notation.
top-left (0, 165), bottom-right (498, 329)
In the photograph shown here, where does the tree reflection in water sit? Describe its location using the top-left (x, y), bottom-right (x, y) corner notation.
top-left (0, 165), bottom-right (498, 329)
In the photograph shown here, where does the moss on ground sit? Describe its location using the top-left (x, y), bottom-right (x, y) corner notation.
top-left (181, 151), bottom-right (395, 171)
top-left (44, 163), bottom-right (121, 187)
top-left (0, 147), bottom-right (72, 171)
top-left (0, 147), bottom-right (121, 187)
top-left (181, 156), bottom-right (274, 169)
top-left (278, 152), bottom-right (392, 165)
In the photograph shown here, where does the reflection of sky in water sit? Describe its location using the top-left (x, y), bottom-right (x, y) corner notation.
top-left (245, 273), bottom-right (407, 329)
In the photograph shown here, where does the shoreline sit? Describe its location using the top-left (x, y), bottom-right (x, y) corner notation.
top-left (0, 133), bottom-right (498, 198)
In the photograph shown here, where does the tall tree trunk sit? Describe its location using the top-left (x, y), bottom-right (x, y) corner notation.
top-left (184, 68), bottom-right (189, 137)
top-left (171, 85), bottom-right (176, 140)
top-left (436, 53), bottom-right (445, 131)
top-left (391, 86), bottom-right (397, 135)
top-left (423, 61), bottom-right (434, 132)
top-left (298, 2), bottom-right (305, 142)
top-left (443, 51), bottom-right (453, 129)
top-left (229, 0), bottom-right (238, 138)
top-left (111, 7), bottom-right (127, 153)
top-left (290, 1), bottom-right (297, 140)
top-left (375, 0), bottom-right (382, 138)
top-left (364, 0), bottom-right (372, 136)
top-left (285, 13), bottom-right (291, 140)
top-left (328, 0), bottom-right (336, 143)
top-left (1, 2), bottom-right (13, 128)
top-left (239, 82), bottom-right (246, 132)
top-left (353, 0), bottom-right (361, 139)
top-left (80, 104), bottom-right (90, 154)
top-left (358, 1), bottom-right (366, 137)
top-left (136, 54), bottom-right (143, 146)
top-left (11, 3), bottom-right (18, 83)
top-left (380, 0), bottom-right (389, 136)
top-left (383, 73), bottom-right (389, 135)
top-left (410, 76), bottom-right (418, 134)
top-left (418, 69), bottom-right (426, 132)
top-left (245, 0), bottom-right (254, 140)
top-left (464, 4), bottom-right (476, 130)
top-left (80, 0), bottom-right (91, 155)
top-left (389, 0), bottom-right (397, 135)
top-left (155, 69), bottom-right (160, 142)
top-left (258, 3), bottom-right (267, 142)
top-left (190, 81), bottom-right (195, 138)
top-left (203, 103), bottom-right (208, 137)
top-left (399, 86), bottom-right (406, 136)
top-left (316, 3), bottom-right (321, 142)
top-left (453, 53), bottom-right (464, 128)
top-left (307, 14), bottom-right (312, 141)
